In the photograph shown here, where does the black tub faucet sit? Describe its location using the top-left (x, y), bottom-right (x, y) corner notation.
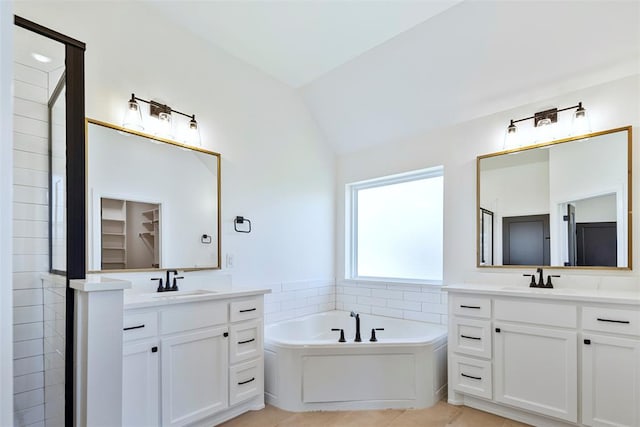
top-left (350, 311), bottom-right (362, 342)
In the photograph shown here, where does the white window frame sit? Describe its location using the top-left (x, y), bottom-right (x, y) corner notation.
top-left (345, 166), bottom-right (444, 284)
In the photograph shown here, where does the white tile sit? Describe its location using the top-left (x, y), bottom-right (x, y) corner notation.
top-left (13, 132), bottom-right (48, 155)
top-left (293, 288), bottom-right (318, 299)
top-left (371, 306), bottom-right (403, 319)
top-left (308, 294), bottom-right (333, 306)
top-left (357, 281), bottom-right (388, 290)
top-left (44, 384), bottom-right (64, 419)
top-left (357, 295), bottom-right (386, 307)
top-left (14, 98), bottom-right (48, 122)
top-left (13, 272), bottom-right (44, 290)
top-left (43, 288), bottom-right (64, 305)
top-left (280, 281), bottom-right (309, 292)
top-left (14, 80), bottom-right (47, 104)
top-left (13, 220), bottom-right (48, 239)
top-left (336, 294), bottom-right (356, 305)
top-left (343, 286), bottom-right (371, 297)
top-left (44, 352), bottom-right (64, 371)
top-left (13, 186), bottom-right (48, 205)
top-left (371, 288), bottom-right (403, 300)
top-left (317, 286), bottom-right (335, 296)
top-left (404, 311), bottom-right (440, 323)
top-left (14, 306), bottom-right (44, 325)
top-left (14, 116), bottom-right (48, 139)
top-left (14, 63), bottom-right (47, 87)
top-left (13, 372), bottom-right (44, 394)
top-left (13, 403), bottom-right (44, 427)
top-left (13, 254), bottom-right (49, 273)
top-left (387, 299), bottom-right (421, 311)
top-left (440, 314), bottom-right (448, 325)
top-left (44, 367), bottom-right (64, 388)
top-left (14, 355), bottom-right (44, 377)
top-left (13, 203), bottom-right (49, 221)
top-left (13, 289), bottom-right (43, 307)
top-left (14, 339), bottom-right (43, 359)
top-left (13, 387), bottom-right (44, 412)
top-left (294, 305), bottom-right (317, 317)
top-left (281, 299), bottom-right (303, 311)
top-left (265, 311), bottom-right (290, 324)
top-left (14, 323), bottom-right (44, 342)
top-left (13, 238), bottom-right (49, 255)
top-left (421, 302), bottom-right (447, 315)
top-left (390, 284), bottom-right (425, 292)
top-left (346, 303), bottom-right (372, 314)
top-left (13, 150), bottom-right (48, 172)
top-left (318, 302), bottom-right (335, 312)
top-left (264, 292), bottom-right (295, 303)
top-left (14, 168), bottom-right (49, 188)
top-left (335, 302), bottom-right (344, 311)
top-left (25, 421), bottom-right (45, 427)
top-left (263, 302), bottom-right (280, 314)
top-left (404, 291), bottom-right (441, 303)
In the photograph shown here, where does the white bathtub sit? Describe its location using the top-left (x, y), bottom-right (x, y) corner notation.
top-left (264, 310), bottom-right (448, 411)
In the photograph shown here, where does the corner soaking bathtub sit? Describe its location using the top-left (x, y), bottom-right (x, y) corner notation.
top-left (264, 311), bottom-right (448, 411)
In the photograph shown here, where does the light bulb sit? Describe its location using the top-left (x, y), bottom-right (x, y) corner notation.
top-left (187, 115), bottom-right (201, 146)
top-left (503, 120), bottom-right (518, 149)
top-left (535, 118), bottom-right (556, 143)
top-left (157, 112), bottom-right (173, 138)
top-left (123, 95), bottom-right (143, 131)
top-left (571, 102), bottom-right (591, 136)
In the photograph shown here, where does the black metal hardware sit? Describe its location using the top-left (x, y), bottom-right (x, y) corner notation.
top-left (165, 269), bottom-right (178, 291)
top-left (461, 373), bottom-right (482, 380)
top-left (201, 234), bottom-right (212, 244)
top-left (369, 328), bottom-right (384, 342)
top-left (460, 305), bottom-right (481, 309)
top-left (495, 328), bottom-right (501, 333)
top-left (239, 308), bottom-right (257, 313)
top-left (238, 377), bottom-right (255, 385)
top-left (238, 338), bottom-right (255, 345)
top-left (597, 318), bottom-right (630, 324)
top-left (234, 216), bottom-right (252, 233)
top-left (172, 276), bottom-right (184, 291)
top-left (523, 274), bottom-right (536, 287)
top-left (123, 324), bottom-right (145, 331)
top-left (461, 335), bottom-right (481, 340)
top-left (331, 328), bottom-right (346, 343)
top-left (584, 339), bottom-right (591, 345)
top-left (350, 311), bottom-right (362, 342)
top-left (151, 346), bottom-right (158, 353)
top-left (223, 332), bottom-right (229, 338)
top-left (545, 275), bottom-right (560, 288)
top-left (151, 277), bottom-right (163, 292)
top-left (536, 267), bottom-right (544, 287)
top-left (129, 93), bottom-right (195, 120)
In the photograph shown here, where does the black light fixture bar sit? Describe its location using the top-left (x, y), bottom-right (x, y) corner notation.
top-left (509, 102), bottom-right (583, 127)
top-left (129, 93), bottom-right (196, 120)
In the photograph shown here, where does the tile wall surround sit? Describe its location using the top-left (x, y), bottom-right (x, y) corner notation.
top-left (336, 279), bottom-right (448, 325)
top-left (263, 279), bottom-right (336, 324)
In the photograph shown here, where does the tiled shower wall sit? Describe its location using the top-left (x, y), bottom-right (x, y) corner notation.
top-left (12, 61), bottom-right (49, 427)
top-left (336, 279), bottom-right (448, 325)
top-left (263, 279), bottom-right (335, 324)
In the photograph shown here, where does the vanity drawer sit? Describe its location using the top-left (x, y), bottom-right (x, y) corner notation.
top-left (160, 300), bottom-right (227, 335)
top-left (451, 355), bottom-right (492, 400)
top-left (450, 318), bottom-right (492, 359)
top-left (451, 295), bottom-right (491, 319)
top-left (229, 320), bottom-right (263, 364)
top-left (230, 297), bottom-right (263, 323)
top-left (123, 311), bottom-right (158, 342)
top-left (229, 358), bottom-right (263, 406)
top-left (582, 306), bottom-right (640, 337)
top-left (495, 299), bottom-right (577, 328)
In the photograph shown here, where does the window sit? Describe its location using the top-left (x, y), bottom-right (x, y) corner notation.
top-left (347, 166), bottom-right (444, 283)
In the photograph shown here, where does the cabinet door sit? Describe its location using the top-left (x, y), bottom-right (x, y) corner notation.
top-left (161, 327), bottom-right (228, 427)
top-left (582, 334), bottom-right (640, 427)
top-left (122, 340), bottom-right (159, 427)
top-left (494, 323), bottom-right (577, 423)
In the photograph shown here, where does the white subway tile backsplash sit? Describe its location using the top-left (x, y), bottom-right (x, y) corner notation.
top-left (371, 306), bottom-right (403, 319)
top-left (14, 373), bottom-right (44, 395)
top-left (13, 273), bottom-right (44, 290)
top-left (343, 286), bottom-right (371, 297)
top-left (421, 302), bottom-right (447, 314)
top-left (13, 404), bottom-right (44, 427)
top-left (387, 299), bottom-right (421, 311)
top-left (371, 288), bottom-right (403, 300)
top-left (336, 294), bottom-right (356, 305)
top-left (14, 168), bottom-right (48, 188)
top-left (13, 388), bottom-right (44, 412)
top-left (14, 63), bottom-right (47, 88)
top-left (14, 355), bottom-right (44, 377)
top-left (14, 203), bottom-right (49, 221)
top-left (13, 186), bottom-right (48, 205)
top-left (293, 288), bottom-right (318, 299)
top-left (14, 339), bottom-right (43, 360)
top-left (13, 238), bottom-right (49, 255)
top-left (14, 323), bottom-right (44, 343)
top-left (14, 306), bottom-right (44, 325)
top-left (13, 133), bottom-right (48, 155)
top-left (13, 254), bottom-right (49, 273)
top-left (356, 295), bottom-right (386, 307)
top-left (404, 291), bottom-right (441, 303)
top-left (13, 98), bottom-right (48, 122)
top-left (13, 150), bottom-right (48, 172)
top-left (14, 80), bottom-right (47, 104)
top-left (14, 116), bottom-right (48, 139)
top-left (13, 220), bottom-right (48, 239)
top-left (13, 289), bottom-right (44, 307)
top-left (404, 311), bottom-right (441, 324)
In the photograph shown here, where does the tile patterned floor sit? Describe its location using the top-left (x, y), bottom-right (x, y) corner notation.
top-left (218, 401), bottom-right (532, 427)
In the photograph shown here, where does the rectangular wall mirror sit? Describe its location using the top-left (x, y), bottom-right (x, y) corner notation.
top-left (477, 126), bottom-right (632, 269)
top-left (86, 119), bottom-right (221, 272)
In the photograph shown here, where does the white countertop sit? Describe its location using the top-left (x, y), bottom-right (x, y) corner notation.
top-left (70, 275), bottom-right (132, 292)
top-left (123, 285), bottom-right (271, 309)
top-left (443, 283), bottom-right (640, 306)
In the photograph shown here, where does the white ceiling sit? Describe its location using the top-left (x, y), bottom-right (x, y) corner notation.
top-left (146, 0), bottom-right (461, 88)
top-left (146, 0), bottom-right (640, 154)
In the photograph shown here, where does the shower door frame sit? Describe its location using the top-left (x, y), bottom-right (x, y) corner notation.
top-left (14, 16), bottom-right (85, 427)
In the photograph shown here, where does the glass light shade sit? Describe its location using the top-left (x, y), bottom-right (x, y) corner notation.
top-left (571, 105), bottom-right (591, 136)
top-left (187, 117), bottom-right (201, 146)
top-left (123, 100), bottom-right (143, 131)
top-left (535, 118), bottom-right (556, 142)
top-left (157, 112), bottom-right (173, 138)
top-left (503, 122), bottom-right (518, 149)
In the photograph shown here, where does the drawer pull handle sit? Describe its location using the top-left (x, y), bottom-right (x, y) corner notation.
top-left (584, 339), bottom-right (591, 345)
top-left (495, 328), bottom-right (501, 333)
top-left (239, 308), bottom-right (257, 313)
top-left (460, 335), bottom-right (481, 340)
top-left (597, 318), bottom-right (630, 324)
top-left (123, 324), bottom-right (145, 331)
top-left (151, 346), bottom-right (158, 353)
top-left (238, 338), bottom-right (256, 345)
top-left (238, 377), bottom-right (255, 385)
top-left (461, 373), bottom-right (482, 381)
top-left (460, 305), bottom-right (481, 309)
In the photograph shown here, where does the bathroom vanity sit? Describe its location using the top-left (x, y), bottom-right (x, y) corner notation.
top-left (445, 284), bottom-right (640, 426)
top-left (122, 288), bottom-right (268, 427)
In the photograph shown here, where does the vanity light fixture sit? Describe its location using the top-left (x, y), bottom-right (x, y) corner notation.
top-left (503, 102), bottom-right (591, 149)
top-left (122, 93), bottom-right (201, 145)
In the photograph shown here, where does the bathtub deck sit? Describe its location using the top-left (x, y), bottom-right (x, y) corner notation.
top-left (218, 401), bottom-right (531, 427)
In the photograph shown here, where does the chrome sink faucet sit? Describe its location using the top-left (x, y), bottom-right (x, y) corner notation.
top-left (350, 311), bottom-right (362, 342)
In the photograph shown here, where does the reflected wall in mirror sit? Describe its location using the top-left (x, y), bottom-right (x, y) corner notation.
top-left (87, 119), bottom-right (221, 272)
top-left (477, 126), bottom-right (632, 269)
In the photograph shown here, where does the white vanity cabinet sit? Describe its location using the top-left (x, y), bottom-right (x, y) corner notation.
top-left (446, 286), bottom-right (640, 427)
top-left (122, 293), bottom-right (265, 427)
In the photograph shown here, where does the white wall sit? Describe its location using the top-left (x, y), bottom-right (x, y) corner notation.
top-left (1, 2), bottom-right (14, 425)
top-left (14, 2), bottom-right (336, 317)
top-left (337, 75), bottom-right (640, 298)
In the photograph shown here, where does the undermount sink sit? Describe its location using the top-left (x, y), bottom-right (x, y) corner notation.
top-left (151, 289), bottom-right (218, 299)
top-left (501, 286), bottom-right (576, 294)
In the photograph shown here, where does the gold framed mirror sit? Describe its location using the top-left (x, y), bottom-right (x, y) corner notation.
top-left (86, 118), bottom-right (221, 272)
top-left (477, 126), bottom-right (632, 270)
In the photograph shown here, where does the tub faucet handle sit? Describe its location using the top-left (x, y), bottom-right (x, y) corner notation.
top-left (369, 328), bottom-right (384, 342)
top-left (331, 328), bottom-right (346, 343)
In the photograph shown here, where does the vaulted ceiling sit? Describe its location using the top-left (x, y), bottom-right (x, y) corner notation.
top-left (147, 1), bottom-right (640, 154)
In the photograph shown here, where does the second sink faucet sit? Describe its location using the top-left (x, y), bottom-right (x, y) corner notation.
top-left (165, 269), bottom-right (179, 292)
top-left (350, 311), bottom-right (362, 342)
